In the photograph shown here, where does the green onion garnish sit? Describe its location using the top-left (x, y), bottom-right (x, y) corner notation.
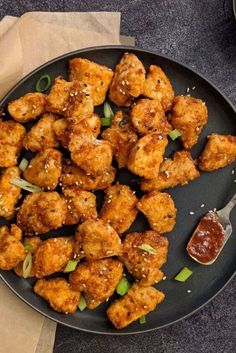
top-left (22, 253), bottom-right (32, 279)
top-left (103, 102), bottom-right (114, 119)
top-left (35, 74), bottom-right (51, 92)
top-left (101, 117), bottom-right (112, 127)
top-left (168, 129), bottom-right (182, 141)
top-left (116, 277), bottom-right (131, 296)
top-left (24, 242), bottom-right (32, 251)
top-left (64, 260), bottom-right (78, 273)
top-left (10, 178), bottom-right (42, 192)
top-left (139, 315), bottom-right (146, 324)
top-left (175, 267), bottom-right (193, 282)
top-left (137, 243), bottom-right (156, 255)
top-left (19, 158), bottom-right (29, 171)
top-left (78, 294), bottom-right (87, 311)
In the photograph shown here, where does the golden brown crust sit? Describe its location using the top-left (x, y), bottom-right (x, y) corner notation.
top-left (0, 167), bottom-right (21, 220)
top-left (0, 225), bottom-right (25, 270)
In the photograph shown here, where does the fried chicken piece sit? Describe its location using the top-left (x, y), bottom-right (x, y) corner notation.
top-left (14, 236), bottom-right (42, 277)
top-left (102, 110), bottom-right (138, 168)
top-left (127, 133), bottom-right (168, 179)
top-left (63, 188), bottom-right (97, 225)
top-left (137, 191), bottom-right (177, 233)
top-left (171, 96), bottom-right (208, 149)
top-left (107, 283), bottom-right (165, 329)
top-left (69, 258), bottom-right (123, 309)
top-left (198, 134), bottom-right (236, 172)
top-left (130, 99), bottom-right (171, 136)
top-left (0, 167), bottom-right (21, 220)
top-left (69, 58), bottom-right (114, 106)
top-left (0, 224), bottom-right (25, 270)
top-left (120, 231), bottom-right (168, 286)
top-left (34, 278), bottom-right (80, 313)
top-left (17, 191), bottom-right (67, 235)
top-left (52, 118), bottom-right (69, 148)
top-left (77, 219), bottom-right (122, 260)
top-left (0, 119), bottom-right (26, 167)
top-left (23, 148), bottom-right (62, 190)
top-left (8, 92), bottom-right (46, 123)
top-left (141, 150), bottom-right (200, 192)
top-left (109, 53), bottom-right (146, 106)
top-left (100, 184), bottom-right (138, 234)
top-left (33, 237), bottom-right (74, 278)
top-left (69, 133), bottom-right (113, 176)
top-left (23, 113), bottom-right (59, 152)
top-left (143, 65), bottom-right (175, 111)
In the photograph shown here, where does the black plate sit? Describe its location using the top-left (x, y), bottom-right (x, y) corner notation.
top-left (0, 46), bottom-right (236, 335)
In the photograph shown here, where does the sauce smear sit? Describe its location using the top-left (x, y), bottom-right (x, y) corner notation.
top-left (187, 212), bottom-right (225, 264)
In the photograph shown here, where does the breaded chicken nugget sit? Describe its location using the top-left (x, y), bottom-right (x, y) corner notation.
top-left (23, 148), bottom-right (62, 190)
top-left (14, 236), bottom-right (42, 277)
top-left (171, 96), bottom-right (208, 149)
top-left (8, 92), bottom-right (46, 123)
top-left (137, 191), bottom-right (177, 233)
top-left (143, 65), bottom-right (175, 111)
top-left (69, 133), bottom-right (113, 176)
top-left (102, 110), bottom-right (138, 168)
top-left (109, 53), bottom-right (146, 106)
top-left (0, 167), bottom-right (21, 220)
top-left (23, 113), bottom-right (59, 152)
top-left (34, 278), bottom-right (80, 313)
top-left (77, 219), bottom-right (122, 260)
top-left (130, 99), bottom-right (171, 136)
top-left (141, 150), bottom-right (200, 192)
top-left (0, 224), bottom-right (25, 270)
top-left (100, 184), bottom-right (138, 234)
top-left (0, 119), bottom-right (26, 167)
top-left (17, 191), bottom-right (67, 235)
top-left (69, 58), bottom-right (114, 106)
top-left (198, 134), bottom-right (236, 172)
top-left (120, 231), bottom-right (168, 286)
top-left (107, 283), bottom-right (165, 329)
top-left (127, 133), bottom-right (168, 179)
top-left (69, 258), bottom-right (123, 309)
top-left (52, 118), bottom-right (69, 148)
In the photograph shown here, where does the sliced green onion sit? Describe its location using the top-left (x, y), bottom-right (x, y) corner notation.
top-left (78, 294), bottom-right (87, 311)
top-left (137, 243), bottom-right (156, 255)
top-left (64, 260), bottom-right (78, 273)
top-left (116, 277), bottom-right (131, 296)
top-left (23, 242), bottom-right (32, 251)
top-left (10, 178), bottom-right (42, 192)
top-left (139, 315), bottom-right (146, 324)
top-left (175, 267), bottom-right (193, 282)
top-left (19, 158), bottom-right (29, 171)
top-left (103, 102), bottom-right (114, 119)
top-left (168, 129), bottom-right (182, 141)
top-left (35, 74), bottom-right (51, 92)
top-left (23, 253), bottom-right (32, 279)
top-left (101, 117), bottom-right (112, 127)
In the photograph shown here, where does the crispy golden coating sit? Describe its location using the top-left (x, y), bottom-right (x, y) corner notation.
top-left (23, 148), bottom-right (62, 190)
top-left (120, 231), bottom-right (168, 286)
top-left (198, 134), bottom-right (236, 171)
top-left (130, 99), bottom-right (171, 136)
top-left (8, 92), bottom-right (46, 123)
top-left (14, 236), bottom-right (42, 277)
top-left (33, 237), bottom-right (74, 278)
top-left (23, 113), bottom-right (59, 152)
top-left (107, 283), bottom-right (165, 329)
top-left (69, 133), bottom-right (113, 176)
top-left (34, 278), bottom-right (80, 313)
top-left (137, 191), bottom-right (177, 234)
top-left (100, 184), bottom-right (138, 234)
top-left (63, 188), bottom-right (97, 225)
top-left (102, 110), bottom-right (138, 168)
top-left (171, 96), bottom-right (208, 149)
top-left (127, 133), bottom-right (168, 179)
top-left (0, 167), bottom-right (21, 220)
top-left (143, 65), bottom-right (175, 111)
top-left (69, 58), bottom-right (114, 106)
top-left (141, 150), bottom-right (200, 192)
top-left (0, 119), bottom-right (26, 167)
top-left (17, 191), bottom-right (67, 235)
top-left (109, 53), bottom-right (146, 106)
top-left (0, 225), bottom-right (25, 270)
top-left (52, 118), bottom-right (69, 148)
top-left (77, 219), bottom-right (122, 260)
top-left (69, 259), bottom-right (123, 309)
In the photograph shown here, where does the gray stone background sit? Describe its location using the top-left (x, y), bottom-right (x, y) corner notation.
top-left (0, 1), bottom-right (235, 352)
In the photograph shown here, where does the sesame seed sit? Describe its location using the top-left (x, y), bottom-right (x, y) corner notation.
top-left (186, 88), bottom-right (190, 93)
top-left (143, 305), bottom-right (147, 309)
top-left (163, 276), bottom-right (167, 280)
top-left (189, 211), bottom-right (194, 215)
top-left (200, 204), bottom-right (205, 208)
top-left (62, 107), bottom-right (67, 111)
top-left (213, 208), bottom-right (217, 212)
top-left (192, 86), bottom-right (196, 90)
top-left (234, 180), bottom-right (236, 183)
top-left (187, 289), bottom-right (191, 293)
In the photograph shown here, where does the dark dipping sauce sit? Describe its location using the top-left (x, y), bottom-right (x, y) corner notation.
top-left (187, 212), bottom-right (225, 264)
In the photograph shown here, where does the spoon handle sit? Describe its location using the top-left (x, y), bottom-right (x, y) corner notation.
top-left (217, 193), bottom-right (236, 218)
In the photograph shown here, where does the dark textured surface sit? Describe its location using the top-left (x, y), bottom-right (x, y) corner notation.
top-left (0, 0), bottom-right (236, 352)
